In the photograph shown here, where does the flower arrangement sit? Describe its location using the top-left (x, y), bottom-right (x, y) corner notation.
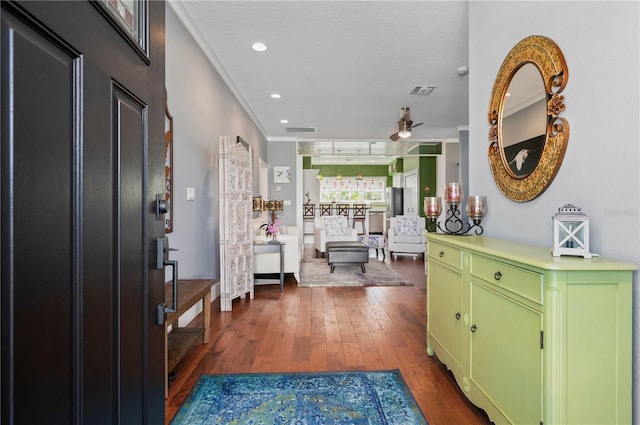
top-left (259, 218), bottom-right (280, 241)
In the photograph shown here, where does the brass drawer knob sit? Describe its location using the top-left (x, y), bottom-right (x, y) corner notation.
top-left (494, 271), bottom-right (502, 281)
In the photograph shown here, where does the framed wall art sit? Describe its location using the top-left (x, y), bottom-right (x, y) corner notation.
top-left (274, 166), bottom-right (291, 183)
top-left (94, 0), bottom-right (150, 61)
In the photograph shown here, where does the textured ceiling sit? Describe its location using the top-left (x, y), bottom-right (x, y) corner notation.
top-left (171, 1), bottom-right (470, 161)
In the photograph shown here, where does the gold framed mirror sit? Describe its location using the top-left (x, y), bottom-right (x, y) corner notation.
top-left (488, 35), bottom-right (569, 202)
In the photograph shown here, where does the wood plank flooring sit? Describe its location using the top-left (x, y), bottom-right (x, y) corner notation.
top-left (165, 246), bottom-right (490, 424)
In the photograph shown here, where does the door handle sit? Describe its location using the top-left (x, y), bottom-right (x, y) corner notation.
top-left (156, 237), bottom-right (179, 325)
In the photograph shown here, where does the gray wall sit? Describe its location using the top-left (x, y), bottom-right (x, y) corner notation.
top-left (165, 5), bottom-right (267, 280)
top-left (267, 140), bottom-right (298, 226)
top-left (469, 1), bottom-right (639, 418)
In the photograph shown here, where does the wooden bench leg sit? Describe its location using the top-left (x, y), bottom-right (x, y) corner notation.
top-left (203, 290), bottom-right (211, 344)
top-left (361, 264), bottom-right (366, 273)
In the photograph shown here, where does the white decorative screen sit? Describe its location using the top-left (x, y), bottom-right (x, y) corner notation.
top-left (219, 136), bottom-right (253, 311)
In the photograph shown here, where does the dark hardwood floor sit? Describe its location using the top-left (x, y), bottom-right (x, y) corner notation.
top-left (165, 245), bottom-right (490, 424)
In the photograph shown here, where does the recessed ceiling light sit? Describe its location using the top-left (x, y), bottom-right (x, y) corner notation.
top-left (251, 42), bottom-right (267, 52)
top-left (280, 119), bottom-right (288, 124)
top-left (270, 93), bottom-right (281, 99)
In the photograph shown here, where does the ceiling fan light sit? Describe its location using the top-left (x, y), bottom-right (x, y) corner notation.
top-left (336, 173), bottom-right (343, 180)
top-left (356, 173), bottom-right (363, 180)
top-left (316, 173), bottom-right (323, 181)
top-left (397, 119), bottom-right (412, 138)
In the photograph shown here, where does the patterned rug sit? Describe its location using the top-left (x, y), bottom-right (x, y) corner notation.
top-left (171, 370), bottom-right (428, 424)
top-left (298, 258), bottom-right (413, 287)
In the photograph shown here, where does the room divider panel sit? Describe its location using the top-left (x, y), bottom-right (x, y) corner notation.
top-left (219, 136), bottom-right (253, 311)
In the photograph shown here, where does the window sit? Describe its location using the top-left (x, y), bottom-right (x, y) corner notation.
top-left (319, 177), bottom-right (386, 203)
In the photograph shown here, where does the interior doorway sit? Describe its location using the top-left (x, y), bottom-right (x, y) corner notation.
top-left (404, 170), bottom-right (419, 215)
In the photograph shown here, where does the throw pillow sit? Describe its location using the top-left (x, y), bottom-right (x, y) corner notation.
top-left (324, 216), bottom-right (346, 236)
top-left (396, 216), bottom-right (419, 236)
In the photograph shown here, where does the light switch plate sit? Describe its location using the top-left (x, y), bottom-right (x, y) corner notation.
top-left (187, 187), bottom-right (195, 201)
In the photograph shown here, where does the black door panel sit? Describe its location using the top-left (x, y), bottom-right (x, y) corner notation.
top-left (2, 1), bottom-right (165, 423)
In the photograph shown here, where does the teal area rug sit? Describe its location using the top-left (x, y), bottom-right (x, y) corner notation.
top-left (171, 370), bottom-right (428, 424)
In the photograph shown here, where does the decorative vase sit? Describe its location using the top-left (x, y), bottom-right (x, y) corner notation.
top-left (268, 233), bottom-right (278, 244)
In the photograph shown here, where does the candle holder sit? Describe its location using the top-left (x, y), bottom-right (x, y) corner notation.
top-left (424, 183), bottom-right (487, 235)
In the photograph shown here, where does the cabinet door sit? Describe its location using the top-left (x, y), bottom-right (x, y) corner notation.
top-left (470, 282), bottom-right (542, 425)
top-left (427, 262), bottom-right (464, 367)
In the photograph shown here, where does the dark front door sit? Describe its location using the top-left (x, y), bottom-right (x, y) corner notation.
top-left (1, 1), bottom-right (166, 423)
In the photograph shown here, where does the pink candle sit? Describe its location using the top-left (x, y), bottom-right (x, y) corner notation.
top-left (445, 182), bottom-right (463, 205)
top-left (466, 196), bottom-right (487, 219)
top-left (424, 197), bottom-right (441, 218)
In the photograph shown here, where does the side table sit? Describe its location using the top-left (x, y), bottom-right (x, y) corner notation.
top-left (253, 241), bottom-right (285, 291)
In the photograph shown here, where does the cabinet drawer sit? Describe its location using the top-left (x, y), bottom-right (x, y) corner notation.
top-left (471, 255), bottom-right (543, 305)
top-left (428, 241), bottom-right (463, 270)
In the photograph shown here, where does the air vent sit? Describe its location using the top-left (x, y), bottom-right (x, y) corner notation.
top-left (286, 127), bottom-right (316, 133)
top-left (410, 86), bottom-right (436, 96)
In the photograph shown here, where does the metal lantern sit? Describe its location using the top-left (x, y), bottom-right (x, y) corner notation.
top-left (552, 204), bottom-right (591, 258)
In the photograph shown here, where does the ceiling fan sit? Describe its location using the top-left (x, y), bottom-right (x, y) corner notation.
top-left (389, 107), bottom-right (423, 141)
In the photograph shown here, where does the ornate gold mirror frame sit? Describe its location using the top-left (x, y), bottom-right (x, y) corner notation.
top-left (488, 35), bottom-right (569, 202)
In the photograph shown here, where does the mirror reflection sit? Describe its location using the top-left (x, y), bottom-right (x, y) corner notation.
top-left (501, 63), bottom-right (546, 178)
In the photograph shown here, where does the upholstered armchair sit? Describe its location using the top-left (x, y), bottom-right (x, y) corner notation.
top-left (313, 215), bottom-right (359, 257)
top-left (387, 215), bottom-right (427, 260)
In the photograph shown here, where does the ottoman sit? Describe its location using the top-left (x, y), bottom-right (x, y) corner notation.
top-left (326, 241), bottom-right (369, 273)
top-left (358, 234), bottom-right (386, 259)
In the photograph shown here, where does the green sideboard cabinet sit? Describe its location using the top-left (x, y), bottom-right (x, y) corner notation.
top-left (425, 233), bottom-right (636, 425)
